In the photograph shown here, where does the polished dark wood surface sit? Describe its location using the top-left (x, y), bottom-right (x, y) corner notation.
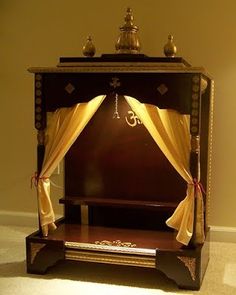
top-left (64, 95), bottom-right (186, 204)
top-left (60, 197), bottom-right (178, 210)
top-left (42, 223), bottom-right (183, 250)
top-left (59, 55), bottom-right (191, 66)
top-left (27, 57), bottom-right (212, 289)
top-left (43, 73), bottom-right (193, 113)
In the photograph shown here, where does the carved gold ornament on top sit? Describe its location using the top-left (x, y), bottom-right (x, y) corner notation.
top-left (163, 35), bottom-right (177, 57)
top-left (82, 36), bottom-right (96, 57)
top-left (115, 8), bottom-right (141, 54)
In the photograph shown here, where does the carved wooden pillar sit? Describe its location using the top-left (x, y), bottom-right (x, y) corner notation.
top-left (190, 74), bottom-right (202, 245)
top-left (37, 130), bottom-right (45, 173)
top-left (34, 73), bottom-right (46, 233)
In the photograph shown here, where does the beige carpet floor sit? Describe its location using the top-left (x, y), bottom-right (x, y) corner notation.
top-left (0, 225), bottom-right (236, 295)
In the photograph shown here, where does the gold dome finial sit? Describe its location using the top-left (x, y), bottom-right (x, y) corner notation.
top-left (82, 36), bottom-right (96, 57)
top-left (163, 34), bottom-right (177, 57)
top-left (115, 8), bottom-right (141, 54)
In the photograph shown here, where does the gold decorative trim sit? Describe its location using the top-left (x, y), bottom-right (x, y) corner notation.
top-left (201, 78), bottom-right (208, 93)
top-left (30, 242), bottom-right (46, 264)
top-left (35, 73), bottom-right (44, 130)
top-left (65, 249), bottom-right (156, 268)
top-left (95, 240), bottom-right (136, 248)
top-left (35, 74), bottom-right (42, 80)
top-left (65, 241), bottom-right (156, 256)
top-left (37, 130), bottom-right (45, 145)
top-left (28, 65), bottom-right (207, 74)
top-left (190, 74), bottom-right (201, 135)
top-left (191, 135), bottom-right (200, 153)
top-left (192, 75), bottom-right (200, 83)
top-left (177, 256), bottom-right (196, 281)
top-left (191, 126), bottom-right (198, 133)
top-left (206, 80), bottom-right (214, 228)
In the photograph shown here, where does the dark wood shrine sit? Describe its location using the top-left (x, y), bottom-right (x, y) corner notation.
top-left (26, 54), bottom-right (213, 290)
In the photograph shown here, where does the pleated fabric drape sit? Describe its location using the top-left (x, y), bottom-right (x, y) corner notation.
top-left (34, 93), bottom-right (204, 244)
top-left (37, 95), bottom-right (106, 236)
top-left (125, 96), bottom-right (204, 245)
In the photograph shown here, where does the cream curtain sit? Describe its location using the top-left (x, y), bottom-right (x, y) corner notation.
top-left (125, 96), bottom-right (204, 245)
top-left (37, 95), bottom-right (106, 236)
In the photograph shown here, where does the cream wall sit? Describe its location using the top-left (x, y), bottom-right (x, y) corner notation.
top-left (1, 0), bottom-right (236, 227)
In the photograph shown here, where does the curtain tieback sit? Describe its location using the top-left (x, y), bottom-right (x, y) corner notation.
top-left (31, 172), bottom-right (49, 188)
top-left (192, 178), bottom-right (206, 195)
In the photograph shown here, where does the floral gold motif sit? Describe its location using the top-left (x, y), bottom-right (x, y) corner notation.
top-left (192, 93), bottom-right (198, 100)
top-left (192, 75), bottom-right (200, 83)
top-left (177, 256), bottom-right (196, 281)
top-left (192, 85), bottom-right (200, 93)
top-left (35, 74), bottom-right (42, 81)
top-left (35, 97), bottom-right (42, 104)
top-left (95, 240), bottom-right (136, 248)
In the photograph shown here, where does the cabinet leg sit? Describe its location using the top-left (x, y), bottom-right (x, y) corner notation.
top-left (156, 241), bottom-right (209, 290)
top-left (26, 238), bottom-right (64, 274)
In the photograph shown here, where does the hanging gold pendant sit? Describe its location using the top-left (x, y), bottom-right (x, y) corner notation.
top-left (113, 93), bottom-right (120, 119)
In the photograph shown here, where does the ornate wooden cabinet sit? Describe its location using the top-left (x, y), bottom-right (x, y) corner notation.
top-left (26, 55), bottom-right (213, 290)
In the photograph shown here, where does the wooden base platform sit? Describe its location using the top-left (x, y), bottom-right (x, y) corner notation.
top-left (26, 221), bottom-right (209, 290)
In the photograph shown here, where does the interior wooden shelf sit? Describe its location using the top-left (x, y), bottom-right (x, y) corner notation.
top-left (41, 223), bottom-right (183, 251)
top-left (59, 197), bottom-right (178, 211)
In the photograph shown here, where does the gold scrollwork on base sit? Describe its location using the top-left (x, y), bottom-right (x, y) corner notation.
top-left (177, 256), bottom-right (196, 281)
top-left (95, 240), bottom-right (136, 248)
top-left (65, 250), bottom-right (156, 268)
top-left (30, 243), bottom-right (46, 264)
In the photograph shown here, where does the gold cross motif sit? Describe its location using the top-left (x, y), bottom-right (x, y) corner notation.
top-left (110, 77), bottom-right (121, 88)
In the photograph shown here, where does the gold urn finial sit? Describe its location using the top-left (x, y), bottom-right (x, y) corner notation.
top-left (115, 8), bottom-right (141, 54)
top-left (163, 34), bottom-right (177, 57)
top-left (82, 36), bottom-right (96, 57)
